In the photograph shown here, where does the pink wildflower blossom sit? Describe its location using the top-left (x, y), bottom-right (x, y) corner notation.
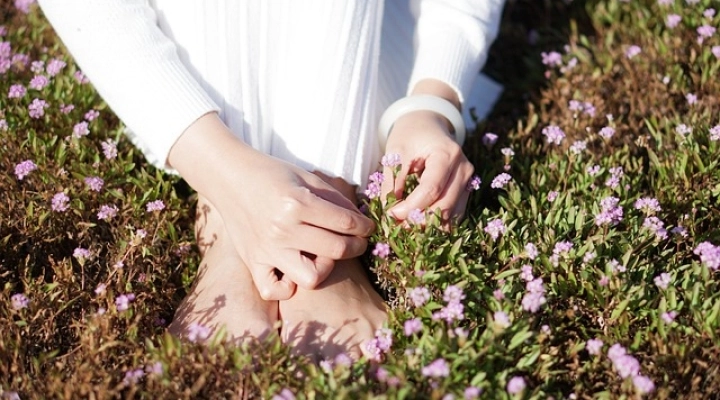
top-left (85, 109), bottom-right (100, 121)
top-left (422, 358), bottom-right (450, 378)
top-left (381, 153), bottom-right (401, 167)
top-left (14, 160), bottom-right (37, 180)
top-left (403, 318), bottom-right (423, 336)
top-left (599, 126), bottom-right (615, 139)
top-left (484, 218), bottom-right (506, 240)
top-left (187, 322), bottom-right (211, 342)
top-left (466, 175), bottom-right (481, 191)
top-left (661, 311), bottom-right (678, 324)
top-left (586, 338), bottom-right (603, 355)
top-left (491, 172), bottom-right (512, 189)
top-left (97, 204), bottom-right (118, 221)
top-left (542, 125), bottom-right (566, 145)
top-left (407, 208), bottom-right (426, 225)
top-left (11, 293), bottom-right (29, 310)
top-left (29, 74), bottom-right (49, 90)
top-left (506, 376), bottom-right (526, 394)
top-left (408, 286), bottom-right (431, 307)
top-left (115, 293), bottom-right (135, 312)
top-left (51, 192), bottom-right (69, 212)
top-left (101, 139), bottom-right (118, 159)
top-left (84, 176), bottom-right (104, 192)
top-left (494, 311), bottom-right (511, 328)
top-left (8, 83), bottom-right (26, 98)
top-left (72, 121), bottom-right (90, 138)
top-left (146, 200), bottom-right (165, 212)
top-left (372, 242), bottom-right (390, 259)
top-left (28, 98), bottom-right (48, 118)
top-left (73, 247), bottom-right (92, 260)
top-left (666, 14), bottom-right (681, 28)
top-left (625, 45), bottom-right (641, 59)
top-left (633, 375), bottom-right (655, 394)
top-left (694, 242), bottom-right (720, 270)
top-left (482, 132), bottom-right (498, 149)
top-left (45, 58), bottom-right (66, 76)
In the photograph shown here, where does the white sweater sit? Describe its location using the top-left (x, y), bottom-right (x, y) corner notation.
top-left (38, 0), bottom-right (504, 185)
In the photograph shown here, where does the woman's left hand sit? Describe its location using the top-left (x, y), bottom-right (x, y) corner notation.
top-left (381, 108), bottom-right (475, 224)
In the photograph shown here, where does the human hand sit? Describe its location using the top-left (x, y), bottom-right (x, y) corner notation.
top-left (168, 113), bottom-right (375, 301)
top-left (381, 109), bottom-right (475, 223)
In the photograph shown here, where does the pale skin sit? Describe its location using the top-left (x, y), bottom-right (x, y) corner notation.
top-left (166, 78), bottom-right (475, 359)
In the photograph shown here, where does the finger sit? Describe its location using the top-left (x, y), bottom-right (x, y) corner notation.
top-left (293, 224), bottom-right (369, 260)
top-left (389, 155), bottom-right (452, 220)
top-left (275, 249), bottom-right (336, 290)
top-left (251, 264), bottom-right (296, 301)
top-left (426, 164), bottom-right (474, 224)
top-left (299, 190), bottom-right (375, 237)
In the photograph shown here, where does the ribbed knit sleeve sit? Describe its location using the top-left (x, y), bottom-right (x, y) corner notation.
top-left (38, 0), bottom-right (220, 169)
top-left (408, 0), bottom-right (505, 105)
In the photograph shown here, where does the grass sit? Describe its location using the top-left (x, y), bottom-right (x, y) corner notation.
top-left (2, 0), bottom-right (720, 398)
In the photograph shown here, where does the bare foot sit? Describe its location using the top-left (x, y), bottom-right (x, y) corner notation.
top-left (168, 195), bottom-right (278, 343)
top-left (279, 171), bottom-right (387, 361)
top-left (279, 257), bottom-right (387, 361)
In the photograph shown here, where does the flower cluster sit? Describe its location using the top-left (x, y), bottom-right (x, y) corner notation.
top-left (694, 242), bottom-right (720, 270)
top-left (364, 328), bottom-right (393, 362)
top-left (364, 171), bottom-right (384, 199)
top-left (484, 218), bottom-right (506, 240)
top-left (595, 196), bottom-right (624, 226)
top-left (432, 285), bottom-right (466, 323)
top-left (541, 125), bottom-right (566, 145)
top-left (14, 160), bottom-right (37, 180)
top-left (607, 344), bottom-right (654, 394)
top-left (521, 277), bottom-right (547, 313)
top-left (115, 293), bottom-right (136, 312)
top-left (490, 172), bottom-right (512, 189)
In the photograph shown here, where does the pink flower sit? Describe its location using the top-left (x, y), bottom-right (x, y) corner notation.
top-left (30, 60), bottom-right (44, 74)
top-left (73, 70), bottom-right (90, 84)
top-left (547, 191), bottom-right (559, 202)
top-left (364, 328), bottom-right (393, 361)
top-left (676, 124), bottom-right (692, 136)
top-left (661, 310), bottom-right (678, 324)
top-left (73, 247), bottom-right (92, 260)
top-left (464, 387), bottom-right (481, 400)
top-left (14, 0), bottom-right (35, 14)
top-left (14, 160), bottom-right (37, 180)
top-left (482, 132), bottom-right (498, 149)
top-left (45, 59), bottom-right (66, 76)
top-left (372, 242), bottom-right (390, 259)
top-left (491, 172), bottom-right (512, 189)
top-left (697, 25), bottom-right (716, 38)
top-left (704, 8), bottom-right (716, 18)
top-left (466, 175), bottom-right (481, 191)
top-left (97, 204), bottom-right (118, 221)
top-left (595, 196), bottom-right (623, 226)
top-left (694, 242), bottom-right (720, 270)
top-left (271, 388), bottom-right (296, 400)
top-left (146, 200), bottom-right (165, 212)
top-left (586, 338), bottom-right (603, 355)
top-left (85, 109), bottom-right (100, 121)
top-left (381, 153), bottom-right (401, 167)
top-left (525, 242), bottom-right (538, 259)
top-left (599, 126), bottom-right (615, 139)
top-left (632, 375), bottom-right (655, 394)
top-left (493, 289), bottom-right (505, 300)
top-left (115, 293), bottom-right (135, 312)
top-left (634, 197), bottom-right (661, 213)
top-left (542, 125), bottom-right (566, 145)
top-left (408, 286), bottom-right (431, 307)
top-left (364, 181), bottom-right (381, 199)
top-left (666, 14), bottom-right (681, 28)
top-left (541, 51), bottom-right (563, 67)
top-left (403, 318), bottom-right (423, 336)
top-left (29, 74), bottom-right (49, 90)
top-left (599, 275), bottom-right (610, 286)
top-left (484, 218), bottom-right (506, 240)
top-left (11, 293), bottom-right (29, 310)
top-left (94, 283), bottom-right (107, 295)
top-left (8, 83), bottom-right (26, 98)
top-left (28, 98), bottom-right (48, 118)
top-left (686, 93), bottom-right (698, 105)
top-left (494, 311), bottom-right (511, 328)
top-left (122, 368), bottom-right (145, 386)
top-left (72, 121), bottom-right (90, 138)
top-left (84, 176), bottom-right (104, 192)
top-left (101, 139), bottom-right (118, 160)
top-left (625, 45), bottom-right (642, 59)
top-left (421, 358), bottom-right (450, 378)
top-left (59, 103), bottom-right (75, 114)
top-left (713, 46), bottom-right (720, 59)
top-left (51, 192), bottom-right (69, 212)
top-left (520, 265), bottom-right (534, 281)
top-left (506, 376), bottom-right (526, 394)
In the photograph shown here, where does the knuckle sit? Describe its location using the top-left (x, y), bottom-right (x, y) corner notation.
top-left (279, 196), bottom-right (303, 218)
top-left (299, 271), bottom-right (322, 289)
top-left (329, 238), bottom-right (350, 259)
top-left (422, 183), bottom-right (443, 200)
top-left (257, 285), bottom-right (276, 301)
top-left (336, 211), bottom-right (356, 231)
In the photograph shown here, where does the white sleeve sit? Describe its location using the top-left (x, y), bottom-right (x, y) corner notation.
top-left (408, 0), bottom-right (505, 105)
top-left (38, 0), bottom-right (220, 169)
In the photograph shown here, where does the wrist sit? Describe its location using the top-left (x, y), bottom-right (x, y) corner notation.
top-left (167, 112), bottom-right (257, 203)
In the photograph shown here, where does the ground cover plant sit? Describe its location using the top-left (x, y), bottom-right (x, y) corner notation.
top-left (2, 0), bottom-right (720, 398)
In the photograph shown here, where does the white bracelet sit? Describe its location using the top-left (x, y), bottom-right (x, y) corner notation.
top-left (378, 94), bottom-right (466, 150)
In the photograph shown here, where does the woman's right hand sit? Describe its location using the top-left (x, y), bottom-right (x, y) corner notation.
top-left (168, 113), bottom-right (375, 300)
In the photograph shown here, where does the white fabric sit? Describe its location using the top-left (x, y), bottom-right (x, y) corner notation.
top-left (38, 0), bottom-right (505, 186)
